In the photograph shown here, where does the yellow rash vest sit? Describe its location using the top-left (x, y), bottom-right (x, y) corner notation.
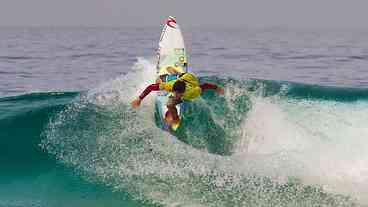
top-left (159, 73), bottom-right (201, 101)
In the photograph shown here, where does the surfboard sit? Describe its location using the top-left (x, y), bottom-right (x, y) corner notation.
top-left (155, 16), bottom-right (188, 131)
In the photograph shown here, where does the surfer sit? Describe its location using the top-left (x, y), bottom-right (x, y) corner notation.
top-left (131, 70), bottom-right (224, 126)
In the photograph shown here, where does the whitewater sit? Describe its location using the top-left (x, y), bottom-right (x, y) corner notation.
top-left (1, 27), bottom-right (368, 206)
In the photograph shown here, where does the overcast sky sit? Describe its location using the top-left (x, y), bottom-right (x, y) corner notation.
top-left (1, 0), bottom-right (368, 28)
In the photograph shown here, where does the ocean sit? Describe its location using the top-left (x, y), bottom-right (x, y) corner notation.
top-left (1, 26), bottom-right (368, 206)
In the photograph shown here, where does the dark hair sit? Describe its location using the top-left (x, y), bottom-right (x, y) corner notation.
top-left (173, 80), bottom-right (186, 93)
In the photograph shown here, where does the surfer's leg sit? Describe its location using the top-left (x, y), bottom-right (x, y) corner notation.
top-left (165, 97), bottom-right (181, 125)
top-left (166, 66), bottom-right (181, 75)
top-left (167, 95), bottom-right (182, 107)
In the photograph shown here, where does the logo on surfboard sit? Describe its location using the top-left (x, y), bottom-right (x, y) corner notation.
top-left (166, 17), bottom-right (177, 28)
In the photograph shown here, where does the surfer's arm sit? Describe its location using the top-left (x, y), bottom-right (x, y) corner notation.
top-left (200, 83), bottom-right (224, 94)
top-left (138, 83), bottom-right (160, 100)
top-left (200, 83), bottom-right (225, 95)
top-left (131, 83), bottom-right (160, 108)
top-left (200, 83), bottom-right (218, 91)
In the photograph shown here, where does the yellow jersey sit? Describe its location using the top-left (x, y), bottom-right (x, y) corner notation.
top-left (159, 73), bottom-right (201, 101)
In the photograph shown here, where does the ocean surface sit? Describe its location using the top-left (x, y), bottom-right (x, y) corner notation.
top-left (1, 26), bottom-right (368, 207)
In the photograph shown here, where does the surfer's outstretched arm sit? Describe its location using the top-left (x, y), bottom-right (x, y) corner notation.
top-left (200, 83), bottom-right (225, 95)
top-left (131, 83), bottom-right (160, 108)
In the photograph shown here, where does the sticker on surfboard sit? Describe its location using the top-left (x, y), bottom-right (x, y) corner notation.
top-left (166, 16), bottom-right (177, 28)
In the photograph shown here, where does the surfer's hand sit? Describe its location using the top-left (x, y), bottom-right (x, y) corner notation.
top-left (216, 87), bottom-right (225, 95)
top-left (131, 98), bottom-right (141, 108)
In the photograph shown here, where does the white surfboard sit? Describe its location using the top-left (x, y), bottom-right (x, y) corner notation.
top-left (157, 16), bottom-right (188, 75)
top-left (155, 16), bottom-right (188, 131)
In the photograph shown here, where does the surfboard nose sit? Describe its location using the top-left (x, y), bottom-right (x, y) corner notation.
top-left (166, 16), bottom-right (177, 28)
top-left (168, 16), bottom-right (176, 20)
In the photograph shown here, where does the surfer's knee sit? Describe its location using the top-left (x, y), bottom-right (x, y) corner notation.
top-left (164, 110), bottom-right (180, 125)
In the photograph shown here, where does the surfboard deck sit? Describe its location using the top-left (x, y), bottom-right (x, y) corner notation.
top-left (155, 16), bottom-right (188, 131)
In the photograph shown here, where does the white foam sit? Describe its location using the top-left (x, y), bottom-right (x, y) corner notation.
top-left (236, 95), bottom-right (368, 203)
top-left (44, 58), bottom-right (365, 206)
top-left (86, 57), bottom-right (157, 106)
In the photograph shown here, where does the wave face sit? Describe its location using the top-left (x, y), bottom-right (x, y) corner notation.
top-left (2, 59), bottom-right (368, 206)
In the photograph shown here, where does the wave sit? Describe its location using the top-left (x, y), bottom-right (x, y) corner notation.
top-left (2, 58), bottom-right (368, 206)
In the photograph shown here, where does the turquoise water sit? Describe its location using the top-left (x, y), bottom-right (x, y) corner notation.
top-left (2, 60), bottom-right (368, 205)
top-left (0, 92), bottom-right (145, 206)
top-left (2, 27), bottom-right (368, 206)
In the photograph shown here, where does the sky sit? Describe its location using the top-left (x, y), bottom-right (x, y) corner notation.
top-left (1, 0), bottom-right (368, 28)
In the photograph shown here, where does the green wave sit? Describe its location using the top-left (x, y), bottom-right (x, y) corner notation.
top-left (2, 78), bottom-right (367, 206)
top-left (0, 92), bottom-right (149, 207)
